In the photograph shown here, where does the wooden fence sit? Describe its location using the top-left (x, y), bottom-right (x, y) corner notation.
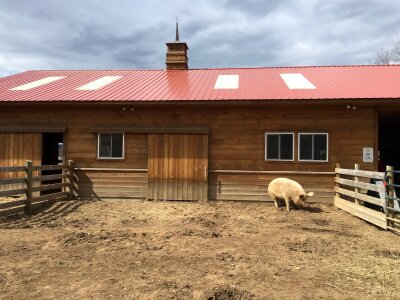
top-left (385, 166), bottom-right (400, 234)
top-left (0, 160), bottom-right (74, 217)
top-left (334, 163), bottom-right (400, 233)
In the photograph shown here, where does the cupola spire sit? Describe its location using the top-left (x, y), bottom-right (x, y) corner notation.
top-left (175, 18), bottom-right (180, 41)
top-left (165, 19), bottom-right (189, 70)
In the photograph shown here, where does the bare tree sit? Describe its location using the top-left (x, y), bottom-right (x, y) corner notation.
top-left (375, 48), bottom-right (393, 64)
top-left (392, 41), bottom-right (400, 63)
top-left (374, 40), bottom-right (400, 64)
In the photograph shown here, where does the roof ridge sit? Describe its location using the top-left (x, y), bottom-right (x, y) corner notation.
top-left (9, 64), bottom-right (400, 74)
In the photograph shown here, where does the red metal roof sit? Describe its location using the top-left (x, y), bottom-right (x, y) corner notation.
top-left (1, 65), bottom-right (400, 102)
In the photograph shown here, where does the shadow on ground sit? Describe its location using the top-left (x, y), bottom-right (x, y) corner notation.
top-left (0, 200), bottom-right (92, 229)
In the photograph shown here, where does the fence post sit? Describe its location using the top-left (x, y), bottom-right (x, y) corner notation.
top-left (25, 160), bottom-right (33, 215)
top-left (386, 165), bottom-right (394, 228)
top-left (335, 163), bottom-right (340, 199)
top-left (68, 160), bottom-right (74, 200)
top-left (354, 164), bottom-right (360, 205)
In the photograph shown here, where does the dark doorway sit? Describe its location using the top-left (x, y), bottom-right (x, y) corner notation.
top-left (379, 111), bottom-right (400, 194)
top-left (41, 132), bottom-right (64, 194)
top-left (42, 132), bottom-right (64, 165)
top-left (379, 112), bottom-right (400, 172)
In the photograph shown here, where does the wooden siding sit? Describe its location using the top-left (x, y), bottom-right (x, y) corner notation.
top-left (74, 169), bottom-right (147, 199)
top-left (147, 133), bottom-right (208, 201)
top-left (0, 104), bottom-right (378, 201)
top-left (209, 171), bottom-right (334, 203)
top-left (0, 133), bottom-right (41, 192)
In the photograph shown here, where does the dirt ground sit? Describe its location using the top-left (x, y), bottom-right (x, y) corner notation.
top-left (0, 200), bottom-right (399, 300)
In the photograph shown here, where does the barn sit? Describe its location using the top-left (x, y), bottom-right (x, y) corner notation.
top-left (1, 35), bottom-right (400, 203)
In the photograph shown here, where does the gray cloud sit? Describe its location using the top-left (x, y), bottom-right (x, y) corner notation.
top-left (0, 0), bottom-right (399, 76)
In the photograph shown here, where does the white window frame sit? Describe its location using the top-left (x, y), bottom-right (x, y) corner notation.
top-left (97, 133), bottom-right (125, 159)
top-left (298, 133), bottom-right (329, 162)
top-left (265, 132), bottom-right (295, 161)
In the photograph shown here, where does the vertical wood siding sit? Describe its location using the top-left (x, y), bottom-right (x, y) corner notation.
top-left (0, 133), bottom-right (42, 192)
top-left (0, 104), bottom-right (378, 201)
top-left (147, 133), bottom-right (208, 201)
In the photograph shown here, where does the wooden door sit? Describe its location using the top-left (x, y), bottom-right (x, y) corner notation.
top-left (0, 133), bottom-right (42, 192)
top-left (147, 133), bottom-right (209, 201)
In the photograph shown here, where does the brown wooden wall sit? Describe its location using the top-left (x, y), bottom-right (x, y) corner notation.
top-left (0, 133), bottom-right (41, 192)
top-left (0, 103), bottom-right (378, 201)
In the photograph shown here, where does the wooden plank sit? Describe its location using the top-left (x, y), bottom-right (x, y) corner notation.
top-left (192, 133), bottom-right (199, 201)
top-left (203, 133), bottom-right (209, 201)
top-left (0, 177), bottom-right (26, 185)
top-left (32, 165), bottom-right (65, 171)
top-left (387, 226), bottom-right (400, 235)
top-left (177, 134), bottom-right (184, 201)
top-left (198, 134), bottom-right (204, 201)
top-left (75, 168), bottom-right (147, 172)
top-left (32, 182), bottom-right (68, 192)
top-left (354, 164), bottom-right (360, 205)
top-left (0, 199), bottom-right (26, 210)
top-left (183, 134), bottom-right (189, 200)
top-left (25, 160), bottom-right (33, 214)
top-left (187, 134), bottom-right (193, 201)
top-left (167, 134), bottom-right (174, 200)
top-left (171, 134), bottom-right (178, 201)
top-left (146, 134), bottom-right (153, 200)
top-left (386, 217), bottom-right (400, 224)
top-left (90, 126), bottom-right (210, 134)
top-left (335, 168), bottom-right (385, 180)
top-left (32, 192), bottom-right (68, 203)
top-left (211, 170), bottom-right (335, 175)
top-left (335, 177), bottom-right (385, 193)
top-left (0, 188), bottom-right (25, 197)
top-left (334, 187), bottom-right (384, 206)
top-left (32, 174), bottom-right (67, 182)
top-left (0, 166), bottom-right (26, 173)
top-left (0, 126), bottom-right (66, 133)
top-left (156, 133), bottom-right (163, 200)
top-left (334, 196), bottom-right (387, 229)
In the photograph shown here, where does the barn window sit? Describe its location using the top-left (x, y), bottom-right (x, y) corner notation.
top-left (265, 133), bottom-right (294, 161)
top-left (298, 133), bottom-right (328, 162)
top-left (98, 133), bottom-right (124, 159)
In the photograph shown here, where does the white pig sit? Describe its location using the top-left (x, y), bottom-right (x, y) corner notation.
top-left (268, 178), bottom-right (314, 212)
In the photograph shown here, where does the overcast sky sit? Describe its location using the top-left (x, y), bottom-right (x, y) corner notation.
top-left (0, 0), bottom-right (399, 76)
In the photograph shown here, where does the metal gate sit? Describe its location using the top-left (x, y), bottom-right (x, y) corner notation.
top-left (385, 166), bottom-right (400, 234)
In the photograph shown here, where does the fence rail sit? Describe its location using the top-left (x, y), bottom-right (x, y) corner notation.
top-left (0, 160), bottom-right (74, 217)
top-left (334, 163), bottom-right (387, 229)
top-left (334, 163), bottom-right (400, 233)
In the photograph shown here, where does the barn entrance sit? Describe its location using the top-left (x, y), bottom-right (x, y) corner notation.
top-left (42, 132), bottom-right (64, 165)
top-left (379, 111), bottom-right (400, 174)
top-left (41, 132), bottom-right (64, 195)
top-left (147, 133), bottom-right (209, 201)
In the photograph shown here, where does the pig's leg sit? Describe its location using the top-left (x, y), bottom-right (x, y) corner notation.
top-left (270, 193), bottom-right (279, 208)
top-left (284, 197), bottom-right (291, 212)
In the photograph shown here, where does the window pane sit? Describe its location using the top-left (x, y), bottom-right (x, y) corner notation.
top-left (314, 134), bottom-right (327, 161)
top-left (267, 134), bottom-right (279, 159)
top-left (99, 134), bottom-right (112, 157)
top-left (112, 134), bottom-right (123, 158)
top-left (280, 134), bottom-right (293, 160)
top-left (300, 135), bottom-right (312, 160)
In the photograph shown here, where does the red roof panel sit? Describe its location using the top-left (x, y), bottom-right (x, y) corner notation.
top-left (0, 65), bottom-right (400, 102)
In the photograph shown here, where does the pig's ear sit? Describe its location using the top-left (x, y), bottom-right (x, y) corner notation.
top-left (307, 192), bottom-right (314, 197)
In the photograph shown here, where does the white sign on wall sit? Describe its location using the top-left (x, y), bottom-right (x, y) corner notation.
top-left (363, 147), bottom-right (374, 163)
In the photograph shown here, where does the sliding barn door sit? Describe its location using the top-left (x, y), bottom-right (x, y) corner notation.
top-left (147, 133), bottom-right (209, 201)
top-left (0, 133), bottom-right (42, 192)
